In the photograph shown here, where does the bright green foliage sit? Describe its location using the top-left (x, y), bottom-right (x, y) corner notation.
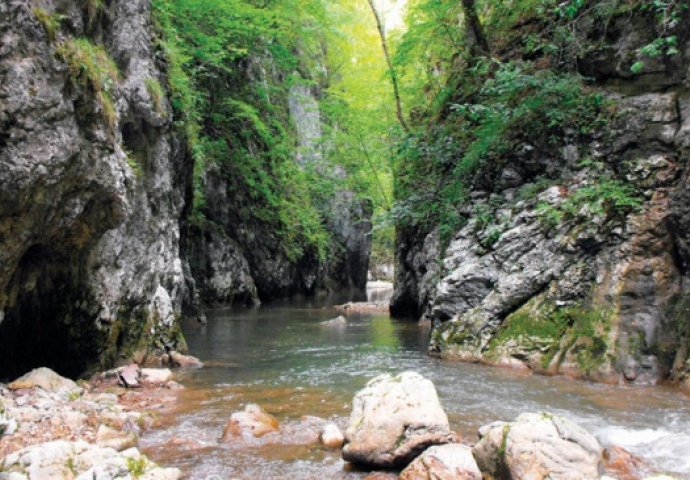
top-left (56, 38), bottom-right (120, 129)
top-left (536, 178), bottom-right (642, 228)
top-left (631, 0), bottom-right (687, 73)
top-left (153, 0), bottom-right (334, 260)
top-left (152, 0), bottom-right (399, 265)
top-left (392, 59), bottom-right (608, 246)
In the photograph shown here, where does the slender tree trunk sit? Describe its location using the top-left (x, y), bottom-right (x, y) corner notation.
top-left (461, 0), bottom-right (489, 57)
top-left (366, 0), bottom-right (409, 133)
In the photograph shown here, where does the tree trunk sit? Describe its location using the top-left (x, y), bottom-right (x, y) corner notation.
top-left (461, 0), bottom-right (489, 57)
top-left (366, 0), bottom-right (409, 133)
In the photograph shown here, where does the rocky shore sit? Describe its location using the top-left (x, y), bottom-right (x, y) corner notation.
top-left (0, 366), bottom-right (187, 479)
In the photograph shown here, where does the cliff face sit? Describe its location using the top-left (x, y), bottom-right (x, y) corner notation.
top-left (0, 0), bottom-right (190, 378)
top-left (0, 0), bottom-right (373, 378)
top-left (185, 66), bottom-right (372, 307)
top-left (394, 6), bottom-right (690, 386)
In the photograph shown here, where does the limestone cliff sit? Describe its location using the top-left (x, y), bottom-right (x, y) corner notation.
top-left (0, 0), bottom-right (190, 378)
top-left (393, 5), bottom-right (690, 386)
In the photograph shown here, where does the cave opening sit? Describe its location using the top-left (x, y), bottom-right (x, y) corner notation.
top-left (0, 245), bottom-right (104, 381)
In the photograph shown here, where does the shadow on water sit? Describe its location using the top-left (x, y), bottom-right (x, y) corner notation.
top-left (140, 293), bottom-right (690, 479)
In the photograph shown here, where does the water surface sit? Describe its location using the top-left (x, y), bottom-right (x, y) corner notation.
top-left (141, 294), bottom-right (690, 479)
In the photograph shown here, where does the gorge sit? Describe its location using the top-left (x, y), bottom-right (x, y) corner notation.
top-left (1, 0), bottom-right (690, 478)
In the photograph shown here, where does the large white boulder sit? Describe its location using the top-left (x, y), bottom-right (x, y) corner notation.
top-left (8, 368), bottom-right (80, 394)
top-left (473, 412), bottom-right (603, 480)
top-left (342, 371), bottom-right (455, 468)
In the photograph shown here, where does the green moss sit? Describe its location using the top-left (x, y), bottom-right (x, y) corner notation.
top-left (32, 7), bottom-right (64, 42)
top-left (491, 299), bottom-right (567, 344)
top-left (125, 151), bottom-right (144, 179)
top-left (145, 77), bottom-right (166, 115)
top-left (564, 307), bottom-right (613, 374)
top-left (56, 38), bottom-right (120, 130)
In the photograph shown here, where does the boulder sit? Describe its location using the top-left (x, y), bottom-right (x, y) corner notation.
top-left (221, 404), bottom-right (280, 441)
top-left (117, 364), bottom-right (142, 388)
top-left (0, 440), bottom-right (181, 480)
top-left (320, 315), bottom-right (347, 328)
top-left (603, 445), bottom-right (648, 479)
top-left (96, 425), bottom-right (138, 451)
top-left (168, 351), bottom-right (204, 368)
top-left (342, 372), bottom-right (455, 469)
top-left (140, 368), bottom-right (173, 385)
top-left (400, 444), bottom-right (482, 480)
top-left (473, 412), bottom-right (602, 480)
top-left (8, 368), bottom-right (80, 394)
top-left (319, 423), bottom-right (345, 449)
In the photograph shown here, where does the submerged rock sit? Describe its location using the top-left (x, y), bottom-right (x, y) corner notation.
top-left (319, 423), bottom-right (344, 449)
top-left (342, 371), bottom-right (456, 469)
top-left (399, 444), bottom-right (482, 480)
top-left (320, 316), bottom-right (347, 328)
top-left (168, 351), bottom-right (204, 369)
top-left (8, 368), bottom-right (80, 395)
top-left (221, 404), bottom-right (280, 441)
top-left (0, 440), bottom-right (181, 480)
top-left (473, 412), bottom-right (602, 480)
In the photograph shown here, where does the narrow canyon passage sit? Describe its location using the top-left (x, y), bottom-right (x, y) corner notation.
top-left (2, 0), bottom-right (690, 479)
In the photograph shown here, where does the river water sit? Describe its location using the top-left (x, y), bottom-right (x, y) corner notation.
top-left (141, 291), bottom-right (690, 479)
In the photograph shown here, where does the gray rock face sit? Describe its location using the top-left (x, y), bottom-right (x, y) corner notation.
top-left (342, 372), bottom-right (455, 469)
top-left (395, 7), bottom-right (690, 385)
top-left (473, 413), bottom-right (603, 480)
top-left (0, 0), bottom-right (189, 378)
top-left (390, 228), bottom-right (440, 319)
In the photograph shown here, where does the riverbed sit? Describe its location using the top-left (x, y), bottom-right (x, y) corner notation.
top-left (141, 293), bottom-right (690, 479)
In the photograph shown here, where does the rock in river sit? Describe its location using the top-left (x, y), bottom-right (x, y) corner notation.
top-left (400, 443), bottom-right (481, 480)
top-left (221, 404), bottom-right (280, 441)
top-left (320, 315), bottom-right (347, 328)
top-left (473, 412), bottom-right (603, 480)
top-left (342, 371), bottom-right (456, 469)
top-left (319, 423), bottom-right (345, 449)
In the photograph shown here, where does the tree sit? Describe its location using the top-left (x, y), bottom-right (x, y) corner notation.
top-left (366, 0), bottom-right (409, 132)
top-left (460, 0), bottom-right (489, 57)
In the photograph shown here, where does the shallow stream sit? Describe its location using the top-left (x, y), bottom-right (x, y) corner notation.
top-left (141, 291), bottom-right (690, 479)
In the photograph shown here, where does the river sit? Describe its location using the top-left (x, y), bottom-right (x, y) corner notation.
top-left (141, 289), bottom-right (690, 479)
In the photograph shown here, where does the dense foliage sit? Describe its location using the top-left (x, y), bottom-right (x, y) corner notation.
top-left (152, 0), bottom-right (398, 266)
top-left (386, 0), bottom-right (676, 247)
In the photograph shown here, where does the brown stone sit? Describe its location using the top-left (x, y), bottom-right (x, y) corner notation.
top-left (221, 404), bottom-right (280, 441)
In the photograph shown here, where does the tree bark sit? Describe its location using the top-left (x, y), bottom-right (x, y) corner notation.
top-left (366, 0), bottom-right (409, 133)
top-left (461, 0), bottom-right (490, 57)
